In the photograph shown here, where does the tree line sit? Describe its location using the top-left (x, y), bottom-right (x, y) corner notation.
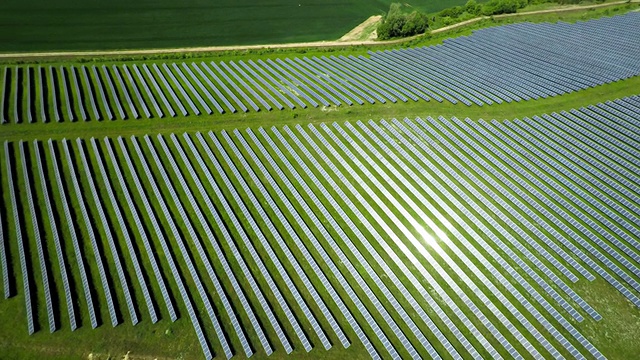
top-left (377, 0), bottom-right (605, 40)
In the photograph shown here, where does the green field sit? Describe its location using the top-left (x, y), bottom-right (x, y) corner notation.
top-left (0, 0), bottom-right (474, 53)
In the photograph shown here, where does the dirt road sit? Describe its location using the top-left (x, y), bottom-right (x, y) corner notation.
top-left (0, 0), bottom-right (636, 60)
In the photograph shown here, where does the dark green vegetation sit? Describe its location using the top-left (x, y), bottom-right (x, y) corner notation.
top-left (377, 3), bottom-right (431, 40)
top-left (378, 0), bottom-right (619, 38)
top-left (0, 0), bottom-right (474, 53)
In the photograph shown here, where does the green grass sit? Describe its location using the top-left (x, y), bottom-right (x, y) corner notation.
top-left (1, 71), bottom-right (638, 143)
top-left (0, 0), bottom-right (476, 53)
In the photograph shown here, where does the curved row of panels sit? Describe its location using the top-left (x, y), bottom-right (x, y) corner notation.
top-left (1, 12), bottom-right (639, 124)
top-left (1, 95), bottom-right (639, 359)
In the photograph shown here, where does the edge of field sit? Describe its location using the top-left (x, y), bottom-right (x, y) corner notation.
top-left (0, 0), bottom-right (638, 63)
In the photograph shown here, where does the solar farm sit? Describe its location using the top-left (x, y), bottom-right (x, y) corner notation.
top-left (2, 13), bottom-right (640, 124)
top-left (1, 8), bottom-right (640, 360)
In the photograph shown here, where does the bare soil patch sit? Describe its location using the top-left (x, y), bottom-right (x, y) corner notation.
top-left (339, 15), bottom-right (383, 42)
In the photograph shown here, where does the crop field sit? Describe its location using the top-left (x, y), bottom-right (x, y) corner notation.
top-left (1, 94), bottom-right (640, 359)
top-left (1, 13), bottom-right (639, 125)
top-left (0, 0), bottom-right (473, 53)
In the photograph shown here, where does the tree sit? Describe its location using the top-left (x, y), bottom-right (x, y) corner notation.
top-left (377, 2), bottom-right (430, 39)
top-left (465, 0), bottom-right (482, 15)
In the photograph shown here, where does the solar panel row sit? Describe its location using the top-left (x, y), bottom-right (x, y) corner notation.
top-left (152, 134), bottom-right (259, 358)
top-left (277, 126), bottom-right (429, 358)
top-left (19, 141), bottom-right (55, 332)
top-left (48, 139), bottom-right (97, 329)
top-left (103, 137), bottom-right (176, 322)
top-left (62, 139), bottom-right (118, 326)
top-left (213, 131), bottom-right (353, 350)
top-left (316, 123), bottom-right (534, 358)
top-left (125, 135), bottom-right (215, 359)
top-left (5, 141), bottom-right (34, 334)
top-left (33, 141), bottom-right (77, 330)
top-left (90, 138), bottom-right (156, 323)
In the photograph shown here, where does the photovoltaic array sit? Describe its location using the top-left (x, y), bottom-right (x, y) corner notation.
top-left (1, 13), bottom-right (639, 124)
top-left (1, 93), bottom-right (639, 359)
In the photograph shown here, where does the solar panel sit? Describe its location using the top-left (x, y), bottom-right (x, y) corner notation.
top-left (233, 129), bottom-right (383, 360)
top-left (91, 66), bottom-right (113, 120)
top-left (284, 125), bottom-right (451, 359)
top-left (25, 67), bottom-right (34, 123)
top-left (61, 138), bottom-right (118, 326)
top-left (181, 63), bottom-right (224, 114)
top-left (139, 64), bottom-right (172, 117)
top-left (287, 127), bottom-right (428, 354)
top-left (192, 62), bottom-right (237, 113)
top-left (417, 117), bottom-right (592, 281)
top-left (355, 55), bottom-right (434, 102)
top-left (321, 56), bottom-right (395, 102)
top-left (380, 118), bottom-right (602, 351)
top-left (90, 137), bottom-right (157, 323)
top-left (280, 58), bottom-right (350, 106)
top-left (81, 66), bottom-right (100, 120)
top-left (264, 58), bottom-right (326, 107)
top-left (152, 64), bottom-right (187, 116)
top-left (37, 67), bottom-right (47, 123)
top-left (59, 67), bottom-right (75, 121)
top-left (5, 141), bottom-right (34, 334)
top-left (77, 137), bottom-right (139, 324)
top-left (48, 67), bottom-right (61, 122)
top-left (161, 64), bottom-right (198, 115)
top-left (103, 137), bottom-right (176, 321)
top-left (230, 60), bottom-right (280, 110)
top-left (140, 135), bottom-right (237, 356)
top-left (538, 113), bottom-right (640, 198)
top-left (510, 119), bottom-right (640, 239)
top-left (312, 56), bottom-right (383, 103)
top-left (484, 121), bottom-right (640, 270)
top-left (390, 49), bottom-right (494, 105)
top-left (0, 144), bottom-right (8, 298)
top-left (293, 57), bottom-right (364, 105)
top-left (208, 61), bottom-right (257, 111)
top-left (455, 118), bottom-right (640, 307)
top-left (19, 140), bottom-right (56, 332)
top-left (311, 122), bottom-right (526, 357)
top-left (122, 65), bottom-right (152, 118)
top-left (248, 59), bottom-right (305, 108)
top-left (171, 133), bottom-right (305, 354)
top-left (0, 67), bottom-right (6, 123)
top-left (101, 66), bottom-right (125, 119)
top-left (34, 140), bottom-right (77, 330)
top-left (117, 136), bottom-right (212, 360)
top-left (69, 67), bottom-right (87, 121)
top-left (305, 57), bottom-right (375, 104)
top-left (48, 139), bottom-right (97, 328)
top-left (13, 67), bottom-right (20, 123)
top-left (213, 131), bottom-right (350, 350)
top-left (335, 55), bottom-right (409, 102)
